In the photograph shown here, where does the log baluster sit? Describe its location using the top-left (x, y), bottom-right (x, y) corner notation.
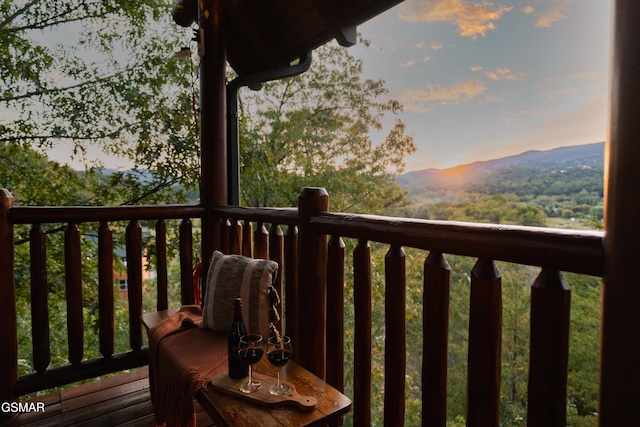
top-left (242, 220), bottom-right (252, 257)
top-left (65, 222), bottom-right (84, 364)
top-left (284, 225), bottom-right (298, 348)
top-left (0, 189), bottom-right (17, 416)
top-left (269, 224), bottom-right (284, 333)
top-left (384, 245), bottom-right (406, 426)
top-left (423, 251), bottom-right (451, 426)
top-left (230, 219), bottom-right (242, 255)
top-left (221, 219), bottom-right (231, 254)
top-left (254, 222), bottom-right (268, 259)
top-left (326, 235), bottom-right (345, 393)
top-left (98, 221), bottom-right (114, 358)
top-left (527, 269), bottom-right (571, 426)
top-left (353, 239), bottom-right (372, 426)
top-left (30, 224), bottom-right (50, 373)
top-left (467, 257), bottom-right (502, 427)
top-left (180, 218), bottom-right (194, 305)
top-left (297, 187), bottom-right (329, 378)
top-left (155, 220), bottom-right (168, 311)
top-left (126, 220), bottom-right (143, 351)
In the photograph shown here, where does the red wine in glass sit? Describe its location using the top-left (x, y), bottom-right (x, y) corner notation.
top-left (266, 335), bottom-right (292, 395)
top-left (238, 334), bottom-right (264, 393)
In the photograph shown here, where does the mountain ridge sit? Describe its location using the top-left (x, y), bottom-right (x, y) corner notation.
top-left (398, 142), bottom-right (604, 196)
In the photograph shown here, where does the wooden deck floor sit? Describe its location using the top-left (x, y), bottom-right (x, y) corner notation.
top-left (1, 368), bottom-right (215, 427)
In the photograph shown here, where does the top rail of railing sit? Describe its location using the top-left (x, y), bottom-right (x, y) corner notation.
top-left (213, 205), bottom-right (604, 277)
top-left (8, 202), bottom-right (604, 276)
top-left (7, 204), bottom-right (206, 224)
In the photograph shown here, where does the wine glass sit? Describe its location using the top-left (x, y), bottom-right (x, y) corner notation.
top-left (266, 335), bottom-right (292, 395)
top-left (238, 334), bottom-right (264, 393)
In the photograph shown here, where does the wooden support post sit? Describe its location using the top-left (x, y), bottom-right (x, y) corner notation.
top-left (0, 189), bottom-right (17, 417)
top-left (296, 187), bottom-right (329, 379)
top-left (199, 0), bottom-right (227, 281)
top-left (601, 1), bottom-right (640, 423)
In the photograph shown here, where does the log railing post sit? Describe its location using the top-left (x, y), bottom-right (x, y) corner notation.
top-left (180, 218), bottom-right (194, 305)
top-left (155, 220), bottom-right (168, 311)
top-left (65, 222), bottom-right (84, 364)
top-left (284, 225), bottom-right (298, 344)
top-left (527, 269), bottom-right (571, 426)
top-left (270, 224), bottom-right (284, 333)
top-left (0, 189), bottom-right (17, 417)
top-left (467, 257), bottom-right (502, 427)
top-left (296, 187), bottom-right (329, 379)
top-left (30, 224), bottom-right (50, 373)
top-left (353, 239), bottom-right (372, 426)
top-left (326, 235), bottom-right (345, 393)
top-left (384, 245), bottom-right (406, 426)
top-left (242, 220), bottom-right (252, 257)
top-left (423, 252), bottom-right (451, 426)
top-left (98, 222), bottom-right (114, 358)
top-left (126, 220), bottom-right (143, 352)
top-left (254, 222), bottom-right (268, 259)
top-left (230, 219), bottom-right (242, 255)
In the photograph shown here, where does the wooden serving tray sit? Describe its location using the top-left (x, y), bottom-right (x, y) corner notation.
top-left (209, 371), bottom-right (317, 411)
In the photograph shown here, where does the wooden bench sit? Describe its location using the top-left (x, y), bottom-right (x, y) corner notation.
top-left (141, 309), bottom-right (351, 427)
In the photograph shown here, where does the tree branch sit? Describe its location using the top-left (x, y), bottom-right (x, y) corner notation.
top-left (0, 0), bottom-right (41, 31)
top-left (1, 67), bottom-right (133, 103)
top-left (0, 122), bottom-right (140, 143)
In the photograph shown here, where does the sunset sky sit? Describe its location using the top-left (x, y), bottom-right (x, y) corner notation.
top-left (353, 0), bottom-right (612, 172)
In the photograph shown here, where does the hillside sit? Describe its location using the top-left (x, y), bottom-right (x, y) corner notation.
top-left (398, 142), bottom-right (604, 200)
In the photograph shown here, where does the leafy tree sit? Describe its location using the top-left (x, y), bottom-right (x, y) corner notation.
top-left (1, 0), bottom-right (200, 197)
top-left (237, 41), bottom-right (416, 212)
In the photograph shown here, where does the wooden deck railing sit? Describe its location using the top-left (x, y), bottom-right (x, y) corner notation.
top-left (0, 188), bottom-right (204, 401)
top-left (213, 188), bottom-right (604, 426)
top-left (1, 187), bottom-right (604, 425)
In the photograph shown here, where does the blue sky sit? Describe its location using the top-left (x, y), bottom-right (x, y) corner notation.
top-left (352, 0), bottom-right (611, 172)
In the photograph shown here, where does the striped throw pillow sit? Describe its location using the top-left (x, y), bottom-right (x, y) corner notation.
top-left (200, 251), bottom-right (278, 339)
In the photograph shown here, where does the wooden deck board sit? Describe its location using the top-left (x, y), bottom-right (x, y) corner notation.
top-left (0, 368), bottom-right (215, 427)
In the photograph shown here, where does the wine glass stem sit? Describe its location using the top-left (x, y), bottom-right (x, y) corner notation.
top-left (248, 365), bottom-right (253, 385)
top-left (277, 368), bottom-right (281, 387)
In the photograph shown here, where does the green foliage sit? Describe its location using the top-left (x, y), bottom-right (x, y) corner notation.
top-left (1, 0), bottom-right (200, 194)
top-left (238, 41), bottom-right (416, 212)
top-left (408, 193), bottom-right (548, 227)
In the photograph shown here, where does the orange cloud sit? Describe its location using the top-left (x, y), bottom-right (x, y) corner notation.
top-left (485, 67), bottom-right (527, 81)
top-left (399, 79), bottom-right (487, 111)
top-left (522, 6), bottom-right (535, 15)
top-left (399, 0), bottom-right (513, 39)
top-left (534, 0), bottom-right (576, 28)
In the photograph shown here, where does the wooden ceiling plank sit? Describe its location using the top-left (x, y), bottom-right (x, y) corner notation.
top-left (224, 1), bottom-right (289, 71)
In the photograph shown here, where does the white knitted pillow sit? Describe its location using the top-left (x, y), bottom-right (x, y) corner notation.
top-left (200, 251), bottom-right (278, 339)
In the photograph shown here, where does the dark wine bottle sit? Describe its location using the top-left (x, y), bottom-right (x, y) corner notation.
top-left (228, 298), bottom-right (249, 379)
